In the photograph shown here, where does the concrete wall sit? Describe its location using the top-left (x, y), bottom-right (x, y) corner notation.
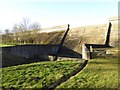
top-left (2, 45), bottom-right (59, 67)
top-left (109, 17), bottom-right (119, 46)
top-left (67, 18), bottom-right (118, 46)
top-left (40, 17), bottom-right (118, 55)
top-left (38, 17), bottom-right (118, 54)
top-left (2, 44), bottom-right (82, 67)
top-left (82, 44), bottom-right (90, 60)
top-left (2, 44), bottom-right (59, 58)
top-left (64, 24), bottom-right (108, 53)
top-left (33, 17), bottom-right (120, 52)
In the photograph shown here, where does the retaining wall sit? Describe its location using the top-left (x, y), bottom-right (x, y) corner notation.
top-left (37, 17), bottom-right (119, 54)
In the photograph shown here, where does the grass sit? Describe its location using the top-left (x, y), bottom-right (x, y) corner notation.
top-left (0, 44), bottom-right (15, 47)
top-left (2, 60), bottom-right (82, 89)
top-left (56, 57), bottom-right (118, 89)
top-left (1, 56), bottom-right (119, 89)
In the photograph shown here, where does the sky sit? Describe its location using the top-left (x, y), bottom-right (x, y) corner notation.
top-left (0, 0), bottom-right (119, 32)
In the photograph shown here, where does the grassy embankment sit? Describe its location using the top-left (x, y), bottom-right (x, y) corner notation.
top-left (2, 57), bottom-right (119, 89)
top-left (2, 60), bottom-right (82, 89)
top-left (56, 57), bottom-right (118, 89)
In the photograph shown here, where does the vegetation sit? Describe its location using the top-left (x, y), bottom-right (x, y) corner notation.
top-left (1, 29), bottom-right (64, 45)
top-left (2, 60), bottom-right (82, 89)
top-left (2, 57), bottom-right (119, 89)
top-left (1, 18), bottom-right (67, 45)
top-left (0, 44), bottom-right (15, 47)
top-left (1, 18), bottom-right (41, 45)
top-left (56, 57), bottom-right (118, 89)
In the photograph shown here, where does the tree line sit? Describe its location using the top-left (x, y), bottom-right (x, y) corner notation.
top-left (1, 18), bottom-right (42, 45)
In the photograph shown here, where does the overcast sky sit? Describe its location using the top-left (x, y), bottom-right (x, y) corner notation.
top-left (0, 0), bottom-right (119, 31)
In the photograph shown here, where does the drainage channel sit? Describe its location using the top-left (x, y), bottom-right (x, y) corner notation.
top-left (47, 60), bottom-right (88, 90)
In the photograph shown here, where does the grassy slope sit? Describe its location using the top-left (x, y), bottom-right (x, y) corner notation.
top-left (56, 57), bottom-right (118, 89)
top-left (2, 60), bottom-right (82, 89)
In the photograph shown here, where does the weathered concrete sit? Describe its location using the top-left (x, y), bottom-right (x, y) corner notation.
top-left (2, 44), bottom-right (59, 58)
top-left (37, 17), bottom-right (118, 55)
top-left (2, 44), bottom-right (82, 58)
top-left (82, 44), bottom-right (90, 60)
top-left (2, 44), bottom-right (83, 67)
